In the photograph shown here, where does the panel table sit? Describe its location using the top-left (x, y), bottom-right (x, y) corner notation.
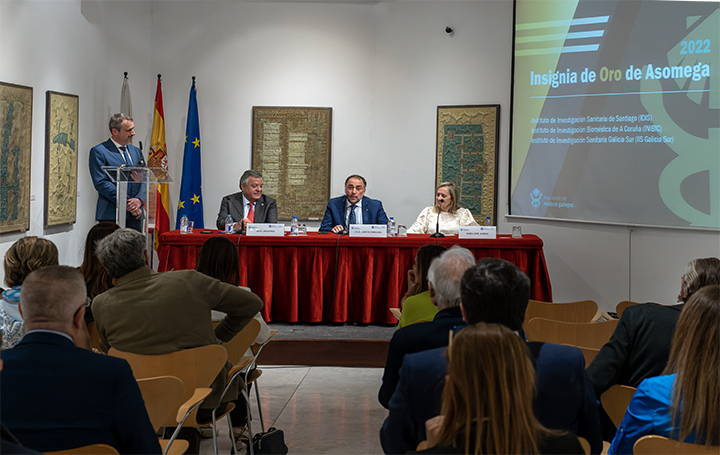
top-left (158, 231), bottom-right (552, 323)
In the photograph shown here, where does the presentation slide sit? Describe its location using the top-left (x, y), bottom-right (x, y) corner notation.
top-left (510, 0), bottom-right (719, 229)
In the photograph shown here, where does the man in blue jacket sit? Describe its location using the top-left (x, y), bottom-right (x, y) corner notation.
top-left (0, 266), bottom-right (160, 454)
top-left (89, 113), bottom-right (146, 231)
top-left (320, 174), bottom-right (388, 233)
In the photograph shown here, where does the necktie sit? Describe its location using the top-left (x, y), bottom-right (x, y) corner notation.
top-left (248, 203), bottom-right (255, 222)
top-left (120, 146), bottom-right (132, 165)
top-left (348, 204), bottom-right (357, 226)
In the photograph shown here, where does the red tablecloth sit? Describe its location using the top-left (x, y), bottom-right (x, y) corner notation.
top-left (158, 231), bottom-right (552, 324)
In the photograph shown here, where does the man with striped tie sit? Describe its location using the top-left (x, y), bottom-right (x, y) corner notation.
top-left (89, 113), bottom-right (146, 231)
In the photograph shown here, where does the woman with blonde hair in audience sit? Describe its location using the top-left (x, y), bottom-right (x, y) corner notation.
top-left (414, 323), bottom-right (583, 454)
top-left (1, 237), bottom-right (59, 349)
top-left (408, 182), bottom-right (479, 235)
top-left (609, 284), bottom-right (719, 454)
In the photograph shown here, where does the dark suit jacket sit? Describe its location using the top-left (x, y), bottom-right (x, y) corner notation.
top-left (0, 332), bottom-right (160, 454)
top-left (378, 307), bottom-right (464, 409)
top-left (88, 139), bottom-right (146, 224)
top-left (380, 341), bottom-right (602, 455)
top-left (216, 192), bottom-right (278, 229)
top-left (586, 302), bottom-right (683, 396)
top-left (319, 195), bottom-right (388, 231)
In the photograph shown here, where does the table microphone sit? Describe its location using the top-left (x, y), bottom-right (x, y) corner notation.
top-left (430, 198), bottom-right (445, 238)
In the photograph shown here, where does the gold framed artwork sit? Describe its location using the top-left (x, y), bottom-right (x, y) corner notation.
top-left (44, 90), bottom-right (79, 227)
top-left (436, 105), bottom-right (500, 224)
top-left (251, 106), bottom-right (332, 220)
top-left (0, 82), bottom-right (33, 234)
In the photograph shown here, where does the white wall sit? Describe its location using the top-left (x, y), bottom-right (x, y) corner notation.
top-left (1, 0), bottom-right (717, 311)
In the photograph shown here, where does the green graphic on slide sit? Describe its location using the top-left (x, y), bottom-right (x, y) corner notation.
top-left (642, 9), bottom-right (719, 227)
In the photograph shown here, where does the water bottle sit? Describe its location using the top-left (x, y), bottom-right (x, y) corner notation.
top-left (180, 215), bottom-right (189, 234)
top-left (290, 216), bottom-right (299, 236)
top-left (387, 217), bottom-right (396, 237)
top-left (484, 216), bottom-right (492, 226)
top-left (226, 215), bottom-right (233, 233)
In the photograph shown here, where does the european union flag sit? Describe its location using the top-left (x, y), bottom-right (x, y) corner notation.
top-left (176, 79), bottom-right (204, 229)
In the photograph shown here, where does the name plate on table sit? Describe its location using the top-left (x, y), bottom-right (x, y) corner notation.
top-left (459, 226), bottom-right (496, 239)
top-left (349, 224), bottom-right (387, 238)
top-left (246, 223), bottom-right (285, 237)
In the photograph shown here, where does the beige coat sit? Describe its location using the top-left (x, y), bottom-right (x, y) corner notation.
top-left (93, 267), bottom-right (263, 408)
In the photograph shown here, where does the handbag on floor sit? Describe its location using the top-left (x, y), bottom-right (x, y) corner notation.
top-left (252, 427), bottom-right (288, 454)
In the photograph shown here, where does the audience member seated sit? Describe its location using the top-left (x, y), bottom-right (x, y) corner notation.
top-left (587, 257), bottom-right (720, 439)
top-left (380, 258), bottom-right (602, 454)
top-left (1, 237), bottom-right (59, 349)
top-left (407, 182), bottom-right (479, 235)
top-left (609, 284), bottom-right (719, 454)
top-left (194, 235), bottom-right (271, 429)
top-left (0, 266), bottom-right (160, 454)
top-left (410, 323), bottom-right (584, 454)
top-left (79, 222), bottom-right (120, 323)
top-left (92, 229), bottom-right (263, 426)
top-left (397, 244), bottom-right (446, 328)
top-left (379, 246), bottom-right (475, 409)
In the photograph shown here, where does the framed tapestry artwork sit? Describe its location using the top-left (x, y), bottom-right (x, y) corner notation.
top-left (44, 90), bottom-right (79, 227)
top-left (0, 82), bottom-right (33, 234)
top-left (436, 105), bottom-right (500, 224)
top-left (251, 106), bottom-right (332, 220)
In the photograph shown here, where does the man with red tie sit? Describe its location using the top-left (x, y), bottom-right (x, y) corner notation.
top-left (216, 170), bottom-right (278, 231)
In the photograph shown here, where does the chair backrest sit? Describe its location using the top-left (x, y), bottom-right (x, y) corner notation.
top-left (616, 300), bottom-right (641, 318)
top-left (600, 384), bottom-right (637, 428)
top-left (634, 435), bottom-right (720, 455)
top-left (574, 345), bottom-right (600, 367)
top-left (524, 299), bottom-right (599, 323)
top-left (108, 344), bottom-right (228, 423)
top-left (525, 318), bottom-right (619, 350)
top-left (136, 376), bottom-right (186, 431)
top-left (224, 318), bottom-right (261, 366)
top-left (46, 444), bottom-right (119, 455)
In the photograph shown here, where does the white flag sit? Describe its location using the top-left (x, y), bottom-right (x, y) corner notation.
top-left (120, 73), bottom-right (132, 117)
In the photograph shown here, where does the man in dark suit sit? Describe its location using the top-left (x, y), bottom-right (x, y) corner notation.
top-left (320, 174), bottom-right (388, 233)
top-left (380, 258), bottom-right (603, 455)
top-left (89, 113), bottom-right (146, 232)
top-left (0, 266), bottom-right (160, 454)
top-left (216, 169), bottom-right (278, 231)
top-left (378, 246), bottom-right (475, 409)
top-left (586, 257), bottom-right (720, 439)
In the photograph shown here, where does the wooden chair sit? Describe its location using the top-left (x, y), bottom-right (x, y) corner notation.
top-left (616, 300), bottom-right (641, 318)
top-left (136, 376), bottom-right (193, 455)
top-left (108, 344), bottom-right (230, 455)
top-left (524, 318), bottom-right (619, 350)
top-left (46, 444), bottom-right (119, 454)
top-left (225, 327), bottom-right (280, 454)
top-left (576, 436), bottom-right (590, 455)
top-left (600, 384), bottom-right (637, 428)
top-left (575, 346), bottom-right (600, 366)
top-left (634, 435), bottom-right (720, 455)
top-left (524, 299), bottom-right (599, 324)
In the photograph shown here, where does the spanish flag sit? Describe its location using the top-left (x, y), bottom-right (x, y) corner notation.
top-left (148, 76), bottom-right (170, 250)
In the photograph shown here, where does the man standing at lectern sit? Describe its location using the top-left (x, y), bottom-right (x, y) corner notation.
top-left (320, 174), bottom-right (388, 233)
top-left (89, 113), bottom-right (145, 232)
top-left (216, 170), bottom-right (278, 231)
